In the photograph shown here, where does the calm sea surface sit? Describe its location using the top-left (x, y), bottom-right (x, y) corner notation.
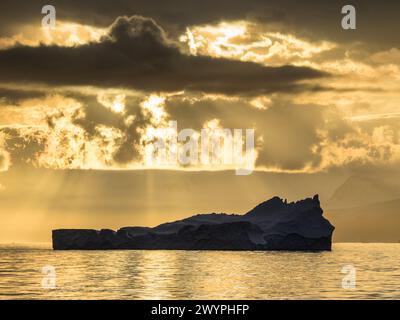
top-left (0, 243), bottom-right (399, 299)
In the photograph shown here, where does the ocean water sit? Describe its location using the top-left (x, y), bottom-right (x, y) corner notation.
top-left (0, 243), bottom-right (399, 300)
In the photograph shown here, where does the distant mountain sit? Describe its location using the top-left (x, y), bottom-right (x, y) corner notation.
top-left (52, 195), bottom-right (334, 251)
top-left (327, 175), bottom-right (400, 209)
top-left (325, 198), bottom-right (400, 243)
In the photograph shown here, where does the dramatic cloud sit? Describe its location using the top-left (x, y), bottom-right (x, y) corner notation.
top-left (0, 16), bottom-right (326, 95)
top-left (179, 21), bottom-right (336, 66)
top-left (166, 96), bottom-right (329, 171)
top-left (0, 4), bottom-right (399, 175)
top-left (165, 94), bottom-right (400, 173)
top-left (0, 21), bottom-right (107, 49)
top-left (2, 0), bottom-right (400, 49)
top-left (0, 92), bottom-right (175, 169)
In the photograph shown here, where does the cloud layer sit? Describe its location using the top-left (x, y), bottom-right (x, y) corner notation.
top-left (0, 6), bottom-right (399, 175)
top-left (0, 16), bottom-right (326, 95)
top-left (2, 0), bottom-right (400, 48)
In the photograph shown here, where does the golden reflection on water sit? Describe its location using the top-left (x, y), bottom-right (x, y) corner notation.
top-left (0, 243), bottom-right (399, 299)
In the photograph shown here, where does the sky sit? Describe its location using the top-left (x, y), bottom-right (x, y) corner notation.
top-left (0, 1), bottom-right (399, 242)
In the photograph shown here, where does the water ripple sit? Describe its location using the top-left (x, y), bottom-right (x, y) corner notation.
top-left (0, 243), bottom-right (399, 299)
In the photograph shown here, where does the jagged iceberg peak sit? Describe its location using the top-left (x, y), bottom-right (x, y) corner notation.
top-left (245, 194), bottom-right (320, 217)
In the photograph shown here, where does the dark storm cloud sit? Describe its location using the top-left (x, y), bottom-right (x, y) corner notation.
top-left (1, 0), bottom-right (399, 49)
top-left (0, 16), bottom-right (326, 95)
top-left (0, 87), bottom-right (47, 104)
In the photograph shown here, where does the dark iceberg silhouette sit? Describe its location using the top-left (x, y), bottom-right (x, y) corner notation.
top-left (52, 195), bottom-right (334, 251)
